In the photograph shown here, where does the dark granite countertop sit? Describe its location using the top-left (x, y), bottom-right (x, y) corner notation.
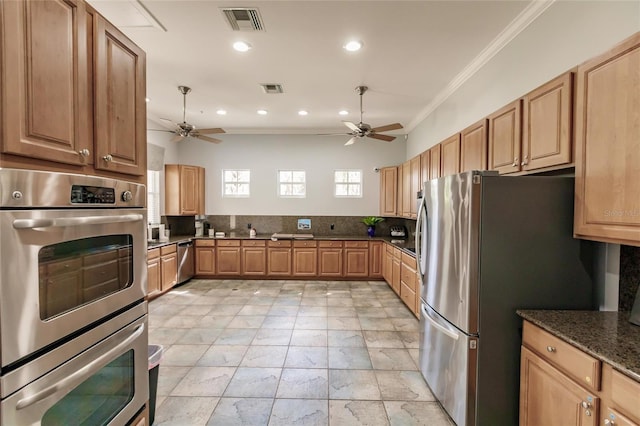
top-left (517, 310), bottom-right (640, 382)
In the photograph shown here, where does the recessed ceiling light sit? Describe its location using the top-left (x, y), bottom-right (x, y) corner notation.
top-left (233, 41), bottom-right (252, 52)
top-left (257, 109), bottom-right (268, 115)
top-left (145, 97), bottom-right (150, 103)
top-left (338, 110), bottom-right (349, 116)
top-left (298, 110), bottom-right (308, 116)
top-left (216, 109), bottom-right (227, 115)
top-left (343, 40), bottom-right (363, 52)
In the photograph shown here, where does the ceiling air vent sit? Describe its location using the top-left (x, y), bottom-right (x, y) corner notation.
top-left (260, 84), bottom-right (284, 94)
top-left (221, 8), bottom-right (264, 32)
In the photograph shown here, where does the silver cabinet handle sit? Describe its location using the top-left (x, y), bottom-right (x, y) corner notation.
top-left (79, 148), bottom-right (90, 157)
top-left (546, 345), bottom-right (556, 353)
top-left (13, 214), bottom-right (144, 229)
top-left (103, 154), bottom-right (113, 162)
top-left (16, 323), bottom-right (144, 410)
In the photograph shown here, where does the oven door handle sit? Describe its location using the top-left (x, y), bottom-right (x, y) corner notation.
top-left (15, 323), bottom-right (145, 410)
top-left (12, 214), bottom-right (144, 229)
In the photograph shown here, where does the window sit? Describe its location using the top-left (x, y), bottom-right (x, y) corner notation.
top-left (334, 170), bottom-right (362, 197)
top-left (223, 169), bottom-right (250, 197)
top-left (278, 170), bottom-right (306, 197)
top-left (147, 170), bottom-right (161, 224)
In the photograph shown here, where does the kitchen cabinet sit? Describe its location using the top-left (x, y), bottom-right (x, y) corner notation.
top-left (573, 32), bottom-right (640, 247)
top-left (160, 244), bottom-right (177, 292)
top-left (460, 119), bottom-right (488, 172)
top-left (318, 241), bottom-right (343, 277)
top-left (429, 144), bottom-right (442, 180)
top-left (488, 99), bottom-right (522, 175)
top-left (147, 248), bottom-right (161, 297)
top-left (379, 167), bottom-right (398, 217)
top-left (409, 155), bottom-right (421, 218)
top-left (0, 0), bottom-right (146, 182)
top-left (420, 150), bottom-right (430, 190)
top-left (216, 240), bottom-right (241, 276)
top-left (440, 134), bottom-right (461, 177)
top-left (267, 240), bottom-right (292, 276)
top-left (400, 252), bottom-right (418, 317)
top-left (602, 364), bottom-right (640, 426)
top-left (165, 164), bottom-right (205, 216)
top-left (40, 258), bottom-right (83, 318)
top-left (391, 247), bottom-right (401, 295)
top-left (382, 244), bottom-right (393, 284)
top-left (195, 239), bottom-right (215, 276)
top-left (369, 241), bottom-right (383, 279)
top-left (401, 160), bottom-right (412, 218)
top-left (344, 241), bottom-right (369, 278)
top-left (293, 240), bottom-right (317, 276)
top-left (242, 240), bottom-right (266, 276)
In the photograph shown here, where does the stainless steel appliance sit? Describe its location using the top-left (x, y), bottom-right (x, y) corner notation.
top-left (415, 171), bottom-right (594, 426)
top-left (177, 240), bottom-right (194, 283)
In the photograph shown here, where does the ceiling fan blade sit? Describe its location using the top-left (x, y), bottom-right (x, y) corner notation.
top-left (371, 123), bottom-right (403, 133)
top-left (158, 118), bottom-right (179, 130)
top-left (170, 134), bottom-right (185, 143)
top-left (344, 137), bottom-right (358, 146)
top-left (148, 129), bottom-right (175, 133)
top-left (196, 127), bottom-right (226, 135)
top-left (367, 133), bottom-right (396, 142)
top-left (342, 121), bottom-right (360, 132)
top-left (196, 135), bottom-right (222, 144)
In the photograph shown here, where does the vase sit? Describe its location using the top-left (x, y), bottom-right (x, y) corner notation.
top-left (367, 226), bottom-right (375, 237)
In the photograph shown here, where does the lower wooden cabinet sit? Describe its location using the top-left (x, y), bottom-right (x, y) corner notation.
top-left (369, 241), bottom-right (383, 278)
top-left (216, 240), bottom-right (241, 276)
top-left (344, 241), bottom-right (369, 278)
top-left (267, 240), bottom-right (292, 276)
top-left (147, 248), bottom-right (161, 297)
top-left (391, 248), bottom-right (401, 295)
top-left (318, 241), bottom-right (343, 277)
top-left (293, 241), bottom-right (317, 276)
top-left (159, 244), bottom-right (177, 292)
top-left (242, 240), bottom-right (266, 276)
top-left (195, 240), bottom-right (215, 275)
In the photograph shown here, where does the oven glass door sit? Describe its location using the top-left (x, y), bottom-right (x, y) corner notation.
top-left (0, 209), bottom-right (146, 368)
top-left (1, 315), bottom-right (148, 426)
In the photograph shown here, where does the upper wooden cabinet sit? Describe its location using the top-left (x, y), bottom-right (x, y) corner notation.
top-left (460, 119), bottom-right (488, 172)
top-left (488, 99), bottom-right (522, 174)
top-left (379, 166), bottom-right (398, 217)
top-left (429, 144), bottom-right (442, 180)
top-left (522, 72), bottom-right (573, 172)
top-left (441, 134), bottom-right (461, 177)
top-left (574, 32), bottom-right (640, 247)
top-left (409, 155), bottom-right (421, 218)
top-left (401, 160), bottom-right (412, 218)
top-left (420, 150), bottom-right (430, 190)
top-left (0, 1), bottom-right (146, 182)
top-left (165, 164), bottom-right (205, 216)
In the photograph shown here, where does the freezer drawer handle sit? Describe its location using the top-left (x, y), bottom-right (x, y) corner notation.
top-left (13, 214), bottom-right (144, 229)
top-left (422, 304), bottom-right (459, 340)
top-left (15, 323), bottom-right (145, 410)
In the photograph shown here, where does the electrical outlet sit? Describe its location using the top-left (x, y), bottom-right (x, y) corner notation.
top-left (247, 223), bottom-right (252, 229)
top-left (330, 224), bottom-right (335, 230)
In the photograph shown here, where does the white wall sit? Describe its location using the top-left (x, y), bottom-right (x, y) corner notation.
top-left (407, 0), bottom-right (640, 157)
top-left (148, 132), bottom-right (406, 216)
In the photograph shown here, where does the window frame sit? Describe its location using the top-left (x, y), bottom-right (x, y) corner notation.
top-left (277, 170), bottom-right (307, 198)
top-left (334, 169), bottom-right (363, 198)
top-left (147, 170), bottom-right (161, 224)
top-left (222, 169), bottom-right (251, 198)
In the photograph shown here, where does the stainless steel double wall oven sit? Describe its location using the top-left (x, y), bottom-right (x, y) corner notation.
top-left (0, 169), bottom-right (148, 425)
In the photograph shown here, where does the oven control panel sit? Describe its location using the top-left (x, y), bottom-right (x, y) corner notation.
top-left (71, 185), bottom-right (116, 204)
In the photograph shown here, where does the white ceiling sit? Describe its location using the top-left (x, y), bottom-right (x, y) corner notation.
top-left (88, 0), bottom-right (532, 136)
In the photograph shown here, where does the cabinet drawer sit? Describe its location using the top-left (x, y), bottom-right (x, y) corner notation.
top-left (195, 239), bottom-right (215, 247)
top-left (294, 240), bottom-right (317, 248)
top-left (344, 241), bottom-right (368, 248)
top-left (603, 407), bottom-right (637, 426)
top-left (385, 243), bottom-right (394, 254)
top-left (610, 368), bottom-right (640, 421)
top-left (392, 247), bottom-right (402, 259)
top-left (242, 240), bottom-right (266, 247)
top-left (268, 240), bottom-right (292, 248)
top-left (217, 239), bottom-right (240, 247)
top-left (401, 252), bottom-right (416, 268)
top-left (147, 248), bottom-right (160, 260)
top-left (45, 258), bottom-right (83, 275)
top-left (523, 321), bottom-right (601, 391)
top-left (400, 264), bottom-right (416, 291)
top-left (400, 282), bottom-right (416, 309)
top-left (319, 241), bottom-right (343, 248)
top-left (160, 244), bottom-right (176, 255)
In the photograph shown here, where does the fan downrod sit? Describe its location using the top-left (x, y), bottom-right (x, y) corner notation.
top-left (355, 85), bottom-right (368, 95)
top-left (178, 86), bottom-right (192, 95)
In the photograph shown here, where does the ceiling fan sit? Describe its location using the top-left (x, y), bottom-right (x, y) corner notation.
top-left (336, 86), bottom-right (403, 146)
top-left (153, 86), bottom-right (226, 143)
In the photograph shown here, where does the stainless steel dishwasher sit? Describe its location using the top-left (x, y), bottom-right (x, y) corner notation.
top-left (177, 240), bottom-right (194, 284)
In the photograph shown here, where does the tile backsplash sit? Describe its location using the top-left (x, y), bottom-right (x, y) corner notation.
top-left (619, 245), bottom-right (640, 311)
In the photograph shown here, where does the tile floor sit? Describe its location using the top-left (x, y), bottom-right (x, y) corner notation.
top-left (149, 279), bottom-right (453, 426)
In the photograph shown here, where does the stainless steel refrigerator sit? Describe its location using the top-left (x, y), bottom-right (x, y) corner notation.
top-left (415, 171), bottom-right (594, 426)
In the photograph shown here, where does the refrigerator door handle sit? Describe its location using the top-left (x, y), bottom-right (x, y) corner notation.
top-left (415, 195), bottom-right (427, 280)
top-left (422, 304), bottom-right (459, 341)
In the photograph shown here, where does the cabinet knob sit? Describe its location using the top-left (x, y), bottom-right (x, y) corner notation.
top-left (604, 419), bottom-right (614, 425)
top-left (103, 154), bottom-right (113, 163)
top-left (521, 155), bottom-right (529, 166)
top-left (546, 345), bottom-right (556, 353)
top-left (581, 401), bottom-right (591, 409)
top-left (512, 157), bottom-right (519, 167)
top-left (79, 148), bottom-right (90, 157)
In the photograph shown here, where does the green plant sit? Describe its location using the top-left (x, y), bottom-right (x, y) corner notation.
top-left (361, 216), bottom-right (385, 226)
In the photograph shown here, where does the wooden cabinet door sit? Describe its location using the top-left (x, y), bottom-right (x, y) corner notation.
top-left (488, 99), bottom-right (522, 175)
top-left (94, 14), bottom-right (146, 176)
top-left (409, 155), bottom-right (421, 218)
top-left (318, 249), bottom-right (343, 277)
top-left (401, 161), bottom-right (412, 217)
top-left (344, 248), bottom-right (369, 278)
top-left (216, 247), bottom-right (241, 275)
top-left (147, 256), bottom-right (161, 297)
top-left (197, 166), bottom-right (205, 214)
top-left (574, 33), bottom-right (640, 246)
top-left (1, 0), bottom-right (91, 167)
top-left (440, 134), bottom-right (461, 177)
top-left (522, 72), bottom-right (573, 171)
top-left (160, 253), bottom-right (177, 292)
top-left (429, 145), bottom-right (441, 180)
top-left (242, 247), bottom-right (266, 276)
top-left (195, 247), bottom-right (215, 275)
top-left (420, 150), bottom-right (430, 190)
top-left (520, 346), bottom-right (599, 426)
top-left (179, 165), bottom-right (200, 215)
top-left (293, 248), bottom-right (317, 276)
top-left (461, 119), bottom-right (488, 172)
top-left (369, 241), bottom-right (383, 278)
top-left (267, 248), bottom-right (292, 276)
top-left (379, 167), bottom-right (398, 217)
top-left (383, 247), bottom-right (393, 284)
top-left (396, 163), bottom-right (404, 218)
top-left (391, 255), bottom-right (401, 295)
